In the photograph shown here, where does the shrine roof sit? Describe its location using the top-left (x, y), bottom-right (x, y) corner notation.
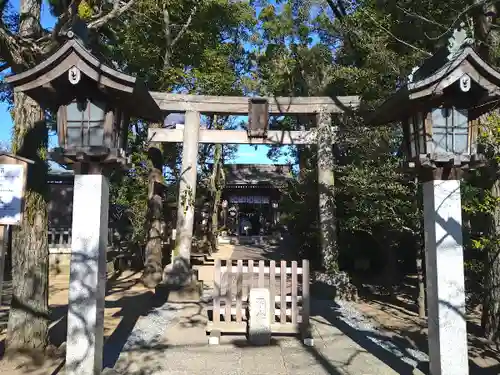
top-left (4, 37), bottom-right (162, 122)
top-left (222, 164), bottom-right (293, 186)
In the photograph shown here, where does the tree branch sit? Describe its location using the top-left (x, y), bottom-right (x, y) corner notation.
top-left (0, 25), bottom-right (24, 69)
top-left (361, 9), bottom-right (432, 57)
top-left (50, 0), bottom-right (79, 42)
top-left (163, 4), bottom-right (198, 69)
top-left (88, 0), bottom-right (136, 30)
top-left (324, 0), bottom-right (346, 19)
top-left (426, 0), bottom-right (489, 41)
top-left (171, 5), bottom-right (197, 48)
top-left (395, 5), bottom-right (447, 29)
top-left (163, 3), bottom-right (172, 69)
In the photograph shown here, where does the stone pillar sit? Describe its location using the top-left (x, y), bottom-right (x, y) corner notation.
top-left (65, 173), bottom-right (109, 375)
top-left (316, 108), bottom-right (337, 271)
top-left (423, 176), bottom-right (468, 375)
top-left (0, 226), bottom-right (8, 307)
top-left (174, 111), bottom-right (200, 272)
top-left (223, 207), bottom-right (227, 229)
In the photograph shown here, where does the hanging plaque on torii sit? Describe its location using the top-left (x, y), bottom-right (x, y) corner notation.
top-left (248, 98), bottom-right (269, 138)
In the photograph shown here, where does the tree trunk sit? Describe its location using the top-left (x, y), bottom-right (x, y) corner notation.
top-left (142, 147), bottom-right (165, 288)
top-left (473, 5), bottom-right (500, 341)
top-left (474, 1), bottom-right (500, 63)
top-left (382, 244), bottom-right (397, 296)
top-left (208, 117), bottom-right (224, 253)
top-left (5, 92), bottom-right (49, 354)
top-left (297, 117), bottom-right (314, 180)
top-left (481, 178), bottom-right (500, 342)
top-left (210, 175), bottom-right (223, 252)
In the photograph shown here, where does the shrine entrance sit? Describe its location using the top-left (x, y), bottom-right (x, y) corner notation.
top-left (220, 164), bottom-right (288, 237)
top-left (148, 94), bottom-right (360, 274)
top-left (237, 205), bottom-right (265, 235)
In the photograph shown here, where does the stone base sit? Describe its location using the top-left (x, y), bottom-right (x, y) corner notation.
top-left (156, 281), bottom-right (203, 302)
top-left (162, 258), bottom-right (197, 285)
top-left (156, 266), bottom-right (202, 302)
top-left (217, 236), bottom-right (231, 244)
top-left (102, 369), bottom-right (122, 375)
top-left (303, 338), bottom-right (314, 347)
top-left (248, 330), bottom-right (271, 346)
top-left (313, 271), bottom-right (358, 302)
top-left (208, 330), bottom-right (221, 345)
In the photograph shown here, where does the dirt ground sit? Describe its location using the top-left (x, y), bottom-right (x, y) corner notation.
top-left (354, 285), bottom-right (500, 374)
top-left (0, 271), bottom-right (153, 375)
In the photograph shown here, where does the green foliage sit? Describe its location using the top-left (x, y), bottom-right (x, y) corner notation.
top-left (103, 0), bottom-right (254, 257)
top-left (4, 0), bottom-right (500, 315)
top-left (77, 1), bottom-right (93, 21)
top-left (462, 114), bottom-right (500, 305)
top-left (109, 122), bottom-right (150, 247)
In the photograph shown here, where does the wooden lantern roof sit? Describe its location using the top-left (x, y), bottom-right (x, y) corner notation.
top-left (369, 29), bottom-right (500, 126)
top-left (4, 36), bottom-right (162, 122)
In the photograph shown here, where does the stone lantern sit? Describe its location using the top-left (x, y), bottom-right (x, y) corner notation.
top-left (4, 33), bottom-right (161, 375)
top-left (56, 98), bottom-right (129, 162)
top-left (368, 25), bottom-right (500, 375)
top-left (5, 33), bottom-right (161, 169)
top-left (402, 107), bottom-right (477, 167)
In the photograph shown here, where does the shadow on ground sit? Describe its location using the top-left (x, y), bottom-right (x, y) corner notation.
top-left (0, 272), bottom-right (162, 375)
top-left (228, 234), bottom-right (299, 261)
top-left (1, 248), bottom-right (499, 375)
top-left (311, 278), bottom-right (500, 375)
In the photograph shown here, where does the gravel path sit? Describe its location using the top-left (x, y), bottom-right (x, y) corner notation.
top-left (117, 281), bottom-right (428, 365)
top-left (118, 285), bottom-right (213, 352)
top-left (111, 233), bottom-right (429, 375)
top-left (121, 300), bottom-right (179, 351)
top-left (333, 299), bottom-right (429, 367)
top-left (108, 280), bottom-right (428, 375)
top-left (313, 271), bottom-right (428, 370)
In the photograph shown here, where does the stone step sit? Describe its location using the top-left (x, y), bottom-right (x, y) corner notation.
top-left (204, 254), bottom-right (215, 265)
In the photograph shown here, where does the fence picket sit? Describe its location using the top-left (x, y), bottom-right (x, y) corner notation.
top-left (269, 260), bottom-right (276, 323)
top-left (209, 258), bottom-right (310, 341)
top-left (236, 260), bottom-right (243, 323)
top-left (258, 260), bottom-right (265, 287)
top-left (225, 259), bottom-right (232, 322)
top-left (214, 259), bottom-right (221, 324)
top-left (291, 261), bottom-right (298, 325)
top-left (280, 260), bottom-right (287, 323)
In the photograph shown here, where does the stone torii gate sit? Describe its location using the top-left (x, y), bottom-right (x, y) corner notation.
top-left (148, 94), bottom-right (360, 279)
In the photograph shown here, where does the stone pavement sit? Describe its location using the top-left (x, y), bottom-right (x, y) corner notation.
top-left (109, 240), bottom-right (426, 375)
top-left (195, 237), bottom-right (298, 284)
top-left (110, 298), bottom-right (413, 375)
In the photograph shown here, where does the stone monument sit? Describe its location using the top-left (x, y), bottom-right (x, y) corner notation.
top-left (248, 288), bottom-right (271, 345)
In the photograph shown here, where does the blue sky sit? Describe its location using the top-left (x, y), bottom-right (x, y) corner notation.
top-left (0, 0), bottom-right (293, 165)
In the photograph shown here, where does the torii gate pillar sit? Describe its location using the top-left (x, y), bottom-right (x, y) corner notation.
top-left (166, 111), bottom-right (200, 284)
top-left (316, 108), bottom-right (337, 270)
